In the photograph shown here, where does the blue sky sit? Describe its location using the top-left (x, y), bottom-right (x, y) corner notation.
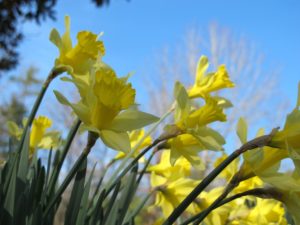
top-left (9, 0), bottom-right (300, 116)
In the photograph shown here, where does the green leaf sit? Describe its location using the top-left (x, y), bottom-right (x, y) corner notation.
top-left (65, 158), bottom-right (87, 225)
top-left (103, 181), bottom-right (121, 224)
top-left (3, 155), bottom-right (18, 222)
top-left (110, 110), bottom-right (159, 132)
top-left (173, 81), bottom-right (190, 121)
top-left (236, 117), bottom-right (248, 144)
top-left (100, 130), bottom-right (131, 153)
top-left (76, 164), bottom-right (96, 225)
top-left (117, 165), bottom-right (138, 225)
top-left (17, 129), bottom-right (30, 181)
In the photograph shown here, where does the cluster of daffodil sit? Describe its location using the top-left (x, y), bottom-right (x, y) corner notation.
top-left (2, 15), bottom-right (300, 225)
top-left (50, 16), bottom-right (159, 153)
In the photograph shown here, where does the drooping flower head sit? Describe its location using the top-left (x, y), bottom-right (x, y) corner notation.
top-left (188, 55), bottom-right (235, 99)
top-left (7, 116), bottom-right (60, 156)
top-left (50, 16), bottom-right (105, 76)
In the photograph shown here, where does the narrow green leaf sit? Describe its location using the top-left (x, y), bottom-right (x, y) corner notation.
top-left (65, 158), bottom-right (87, 225)
top-left (17, 129), bottom-right (30, 181)
top-left (116, 165), bottom-right (138, 225)
top-left (103, 181), bottom-right (121, 224)
top-left (76, 165), bottom-right (96, 225)
top-left (3, 155), bottom-right (18, 223)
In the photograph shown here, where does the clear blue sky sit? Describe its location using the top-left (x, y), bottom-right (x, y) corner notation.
top-left (11, 0), bottom-right (300, 114)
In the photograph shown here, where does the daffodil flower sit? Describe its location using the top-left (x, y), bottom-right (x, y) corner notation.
top-left (54, 64), bottom-right (159, 153)
top-left (188, 55), bottom-right (235, 99)
top-left (7, 116), bottom-right (60, 156)
top-left (162, 81), bottom-right (226, 165)
top-left (254, 172), bottom-right (300, 224)
top-left (50, 16), bottom-right (105, 76)
top-left (150, 172), bottom-right (198, 218)
top-left (148, 150), bottom-right (193, 179)
top-left (239, 84), bottom-right (300, 179)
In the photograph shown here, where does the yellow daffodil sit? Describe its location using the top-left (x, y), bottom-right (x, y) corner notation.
top-left (50, 16), bottom-right (105, 76)
top-left (236, 199), bottom-right (287, 225)
top-left (214, 153), bottom-right (263, 193)
top-left (214, 154), bottom-right (239, 181)
top-left (114, 129), bottom-right (152, 160)
top-left (165, 134), bottom-right (207, 165)
top-left (197, 187), bottom-right (234, 225)
top-left (163, 81), bottom-right (226, 165)
top-left (148, 150), bottom-right (193, 179)
top-left (150, 172), bottom-right (198, 218)
top-left (7, 116), bottom-right (60, 156)
top-left (269, 96), bottom-right (300, 175)
top-left (188, 55), bottom-right (235, 99)
top-left (253, 172), bottom-right (300, 224)
top-left (55, 64), bottom-right (159, 153)
top-left (240, 84), bottom-right (300, 179)
top-left (184, 97), bottom-right (227, 129)
top-left (280, 191), bottom-right (300, 224)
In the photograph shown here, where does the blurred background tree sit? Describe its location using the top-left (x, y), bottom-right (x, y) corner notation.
top-left (0, 0), bottom-right (118, 76)
top-left (0, 66), bottom-right (41, 152)
top-left (146, 23), bottom-right (287, 136)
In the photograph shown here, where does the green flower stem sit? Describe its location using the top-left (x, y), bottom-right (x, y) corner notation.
top-left (105, 137), bottom-right (176, 197)
top-left (17, 68), bottom-right (62, 154)
top-left (104, 139), bottom-right (160, 197)
top-left (181, 188), bottom-right (271, 225)
top-left (43, 131), bottom-right (97, 219)
top-left (136, 148), bottom-right (157, 185)
top-left (125, 189), bottom-right (154, 222)
top-left (3, 68), bottom-right (63, 196)
top-left (192, 172), bottom-right (241, 225)
top-left (105, 107), bottom-right (174, 192)
top-left (163, 128), bottom-right (279, 225)
top-left (47, 119), bottom-right (81, 197)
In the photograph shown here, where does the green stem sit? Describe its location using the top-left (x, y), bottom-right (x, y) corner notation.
top-left (125, 189), bottom-right (154, 222)
top-left (3, 69), bottom-right (62, 196)
top-left (163, 151), bottom-right (240, 225)
top-left (136, 148), bottom-right (157, 185)
top-left (47, 119), bottom-right (81, 197)
top-left (17, 68), bottom-right (61, 154)
top-left (163, 128), bottom-right (278, 225)
top-left (104, 140), bottom-right (160, 197)
top-left (192, 179), bottom-right (237, 224)
top-left (43, 131), bottom-right (97, 219)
